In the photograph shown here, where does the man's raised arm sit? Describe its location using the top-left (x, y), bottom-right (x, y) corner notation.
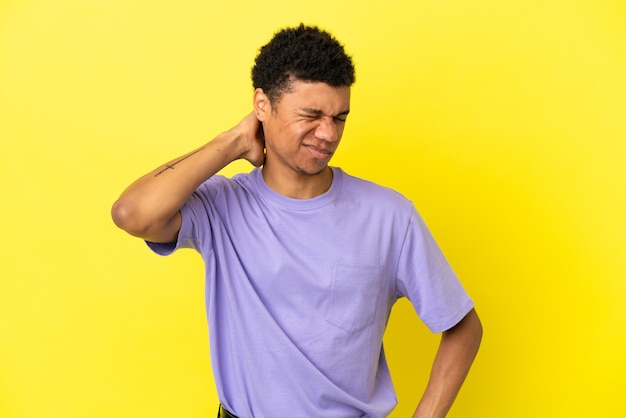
top-left (111, 112), bottom-right (264, 243)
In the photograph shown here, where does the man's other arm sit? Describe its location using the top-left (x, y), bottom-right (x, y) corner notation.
top-left (412, 308), bottom-right (483, 418)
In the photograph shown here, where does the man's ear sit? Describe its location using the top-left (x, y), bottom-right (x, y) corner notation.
top-left (253, 88), bottom-right (270, 121)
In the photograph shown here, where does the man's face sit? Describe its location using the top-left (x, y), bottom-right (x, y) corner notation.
top-left (256, 79), bottom-right (351, 179)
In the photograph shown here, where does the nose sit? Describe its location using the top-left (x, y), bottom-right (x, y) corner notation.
top-left (314, 116), bottom-right (339, 142)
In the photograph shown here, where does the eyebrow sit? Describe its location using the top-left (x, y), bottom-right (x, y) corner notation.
top-left (300, 107), bottom-right (350, 118)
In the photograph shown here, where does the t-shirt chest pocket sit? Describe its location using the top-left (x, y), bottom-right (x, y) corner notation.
top-left (325, 263), bottom-right (384, 334)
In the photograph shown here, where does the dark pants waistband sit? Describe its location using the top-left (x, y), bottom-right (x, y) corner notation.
top-left (218, 404), bottom-right (239, 418)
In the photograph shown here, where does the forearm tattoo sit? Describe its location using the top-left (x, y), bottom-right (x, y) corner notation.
top-left (154, 147), bottom-right (206, 177)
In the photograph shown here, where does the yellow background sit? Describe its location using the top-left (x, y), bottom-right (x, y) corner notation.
top-left (1, 0), bottom-right (625, 417)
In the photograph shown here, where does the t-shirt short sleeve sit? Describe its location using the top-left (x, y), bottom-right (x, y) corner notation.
top-left (396, 209), bottom-right (474, 334)
top-left (145, 190), bottom-right (211, 256)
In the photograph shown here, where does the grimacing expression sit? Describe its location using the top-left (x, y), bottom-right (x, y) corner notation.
top-left (255, 79), bottom-right (350, 177)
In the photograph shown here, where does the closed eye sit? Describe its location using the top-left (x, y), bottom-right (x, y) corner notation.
top-left (300, 108), bottom-right (349, 123)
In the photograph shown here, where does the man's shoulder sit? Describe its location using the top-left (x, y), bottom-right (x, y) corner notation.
top-left (335, 168), bottom-right (414, 210)
top-left (337, 168), bottom-right (409, 197)
top-left (198, 170), bottom-right (255, 192)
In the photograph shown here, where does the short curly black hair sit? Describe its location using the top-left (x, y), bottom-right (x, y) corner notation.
top-left (252, 24), bottom-right (355, 104)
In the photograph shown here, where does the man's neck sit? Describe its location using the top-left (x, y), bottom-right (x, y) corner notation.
top-left (261, 165), bottom-right (333, 199)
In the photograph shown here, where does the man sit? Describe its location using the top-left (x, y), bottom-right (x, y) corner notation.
top-left (112, 24), bottom-right (482, 418)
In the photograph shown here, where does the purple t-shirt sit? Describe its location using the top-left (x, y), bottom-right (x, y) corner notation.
top-left (148, 167), bottom-right (473, 418)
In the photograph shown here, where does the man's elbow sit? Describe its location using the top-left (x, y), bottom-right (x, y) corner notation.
top-left (111, 199), bottom-right (149, 237)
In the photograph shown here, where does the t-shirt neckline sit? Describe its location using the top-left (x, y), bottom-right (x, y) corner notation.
top-left (250, 167), bottom-right (343, 211)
